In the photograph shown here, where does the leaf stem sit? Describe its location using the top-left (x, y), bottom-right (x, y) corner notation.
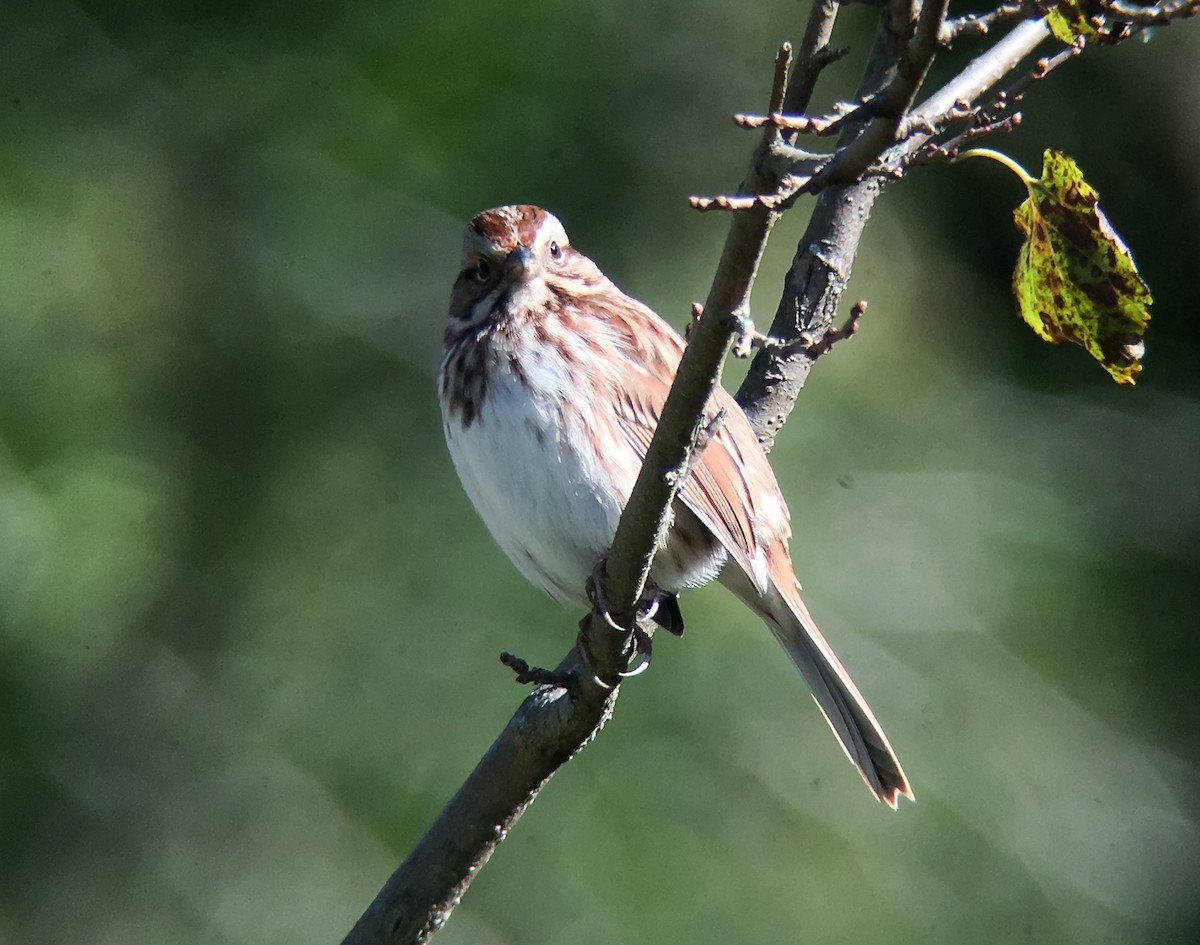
top-left (953, 146), bottom-right (1036, 186)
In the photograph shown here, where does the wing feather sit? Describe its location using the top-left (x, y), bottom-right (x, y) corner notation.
top-left (599, 302), bottom-right (782, 594)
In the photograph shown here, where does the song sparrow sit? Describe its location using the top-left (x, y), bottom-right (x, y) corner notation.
top-left (439, 205), bottom-right (912, 808)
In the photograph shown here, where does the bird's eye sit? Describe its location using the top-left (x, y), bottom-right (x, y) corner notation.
top-left (548, 241), bottom-right (562, 260)
top-left (472, 259), bottom-right (492, 282)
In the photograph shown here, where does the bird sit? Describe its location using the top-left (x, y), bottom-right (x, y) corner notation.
top-left (438, 204), bottom-right (912, 807)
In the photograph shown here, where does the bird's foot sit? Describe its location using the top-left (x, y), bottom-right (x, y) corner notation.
top-left (579, 556), bottom-right (666, 684)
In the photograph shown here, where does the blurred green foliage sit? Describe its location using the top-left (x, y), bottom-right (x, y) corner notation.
top-left (2, 3), bottom-right (1198, 944)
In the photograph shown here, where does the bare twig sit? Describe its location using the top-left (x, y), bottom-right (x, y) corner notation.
top-left (499, 652), bottom-right (580, 691)
top-left (732, 319), bottom-right (784, 358)
top-left (801, 299), bottom-right (865, 356)
top-left (695, 0), bottom-right (846, 211)
top-left (783, 0), bottom-right (847, 117)
top-left (778, 0), bottom-right (951, 201)
top-left (902, 38), bottom-right (1082, 167)
top-left (703, 0), bottom-right (950, 211)
top-left (941, 2), bottom-right (1050, 44)
top-left (734, 106), bottom-right (859, 136)
top-left (906, 18), bottom-right (1051, 142)
top-left (1107, 0), bottom-right (1200, 24)
top-left (737, 17), bottom-right (1052, 448)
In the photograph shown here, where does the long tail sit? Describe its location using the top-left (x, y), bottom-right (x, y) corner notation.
top-left (720, 568), bottom-right (913, 808)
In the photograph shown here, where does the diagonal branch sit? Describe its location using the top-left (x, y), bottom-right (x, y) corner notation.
top-left (340, 38), bottom-right (816, 945)
top-left (601, 43), bottom-right (796, 622)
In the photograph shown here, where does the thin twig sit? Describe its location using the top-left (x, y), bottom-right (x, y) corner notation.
top-left (736, 14), bottom-right (1049, 449)
top-left (800, 299), bottom-right (865, 356)
top-left (499, 653), bottom-right (580, 691)
top-left (784, 0), bottom-right (847, 118)
top-left (777, 0), bottom-right (950, 200)
top-left (902, 38), bottom-right (1081, 167)
top-left (734, 105), bottom-right (859, 136)
top-left (906, 18), bottom-right (1051, 141)
top-left (940, 2), bottom-right (1050, 44)
top-left (704, 0), bottom-right (950, 212)
top-left (1107, 0), bottom-right (1200, 24)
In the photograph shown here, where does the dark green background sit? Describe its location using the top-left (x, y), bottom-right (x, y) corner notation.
top-left (2, 2), bottom-right (1198, 943)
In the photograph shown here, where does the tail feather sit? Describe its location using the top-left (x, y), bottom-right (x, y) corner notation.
top-left (719, 568), bottom-right (913, 808)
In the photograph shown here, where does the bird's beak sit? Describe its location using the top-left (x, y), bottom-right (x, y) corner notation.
top-left (506, 244), bottom-right (536, 276)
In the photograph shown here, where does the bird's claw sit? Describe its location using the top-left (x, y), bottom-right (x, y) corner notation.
top-left (580, 557), bottom-right (665, 684)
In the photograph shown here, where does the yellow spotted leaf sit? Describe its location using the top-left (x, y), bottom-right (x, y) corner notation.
top-left (1011, 149), bottom-right (1151, 385)
top-left (1046, 0), bottom-right (1105, 43)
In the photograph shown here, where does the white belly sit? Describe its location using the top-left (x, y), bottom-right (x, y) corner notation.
top-left (442, 362), bottom-right (625, 609)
